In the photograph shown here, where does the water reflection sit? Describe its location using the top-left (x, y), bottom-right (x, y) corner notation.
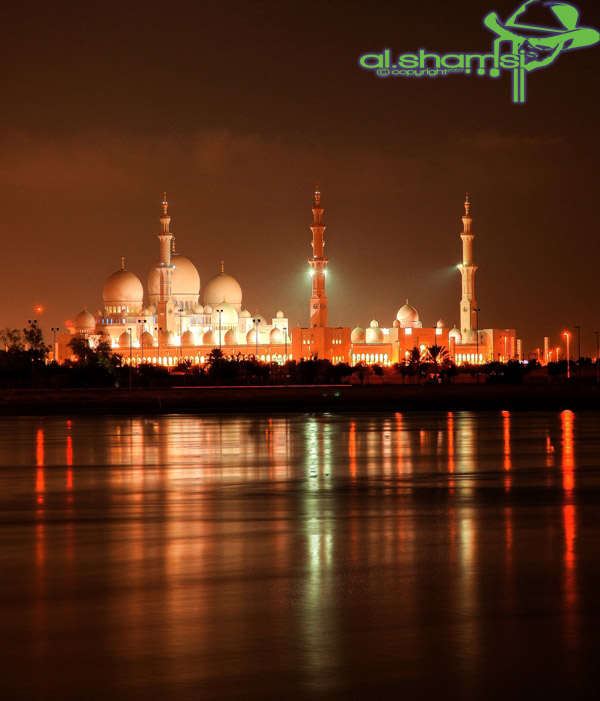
top-left (0, 411), bottom-right (598, 697)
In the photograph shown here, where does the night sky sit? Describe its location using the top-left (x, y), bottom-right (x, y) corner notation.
top-left (3, 0), bottom-right (599, 355)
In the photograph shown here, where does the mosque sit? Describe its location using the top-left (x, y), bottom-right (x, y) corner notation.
top-left (61, 189), bottom-right (517, 367)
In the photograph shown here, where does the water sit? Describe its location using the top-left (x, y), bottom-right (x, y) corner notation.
top-left (1, 411), bottom-right (600, 699)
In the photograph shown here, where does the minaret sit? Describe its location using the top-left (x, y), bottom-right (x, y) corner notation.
top-left (308, 184), bottom-right (328, 327)
top-left (156, 193), bottom-right (175, 333)
top-left (458, 193), bottom-right (478, 334)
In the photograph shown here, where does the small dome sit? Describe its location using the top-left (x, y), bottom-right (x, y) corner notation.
top-left (181, 330), bottom-right (196, 346)
top-left (193, 304), bottom-right (204, 314)
top-left (74, 309), bottom-right (95, 331)
top-left (204, 269), bottom-right (242, 309)
top-left (165, 331), bottom-right (176, 346)
top-left (369, 319), bottom-right (379, 328)
top-left (396, 300), bottom-right (419, 327)
top-left (252, 314), bottom-right (267, 325)
top-left (393, 319), bottom-right (400, 328)
top-left (203, 329), bottom-right (216, 346)
top-left (103, 266), bottom-right (143, 308)
top-left (351, 326), bottom-right (366, 342)
top-left (276, 310), bottom-right (284, 319)
top-left (464, 329), bottom-right (477, 344)
top-left (211, 301), bottom-right (238, 326)
top-left (449, 327), bottom-right (462, 342)
top-left (366, 326), bottom-right (384, 343)
top-left (269, 327), bottom-right (283, 343)
top-left (204, 305), bottom-right (213, 315)
top-left (141, 331), bottom-right (154, 347)
top-left (118, 331), bottom-right (131, 347)
top-left (246, 328), bottom-right (259, 344)
top-left (224, 329), bottom-right (238, 345)
top-left (148, 253), bottom-right (200, 301)
top-left (436, 319), bottom-right (445, 328)
top-left (240, 309), bottom-right (251, 318)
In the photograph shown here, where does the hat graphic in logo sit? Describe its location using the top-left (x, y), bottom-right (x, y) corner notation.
top-left (484, 0), bottom-right (599, 101)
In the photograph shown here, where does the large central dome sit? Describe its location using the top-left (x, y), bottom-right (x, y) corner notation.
top-left (148, 253), bottom-right (200, 309)
top-left (204, 267), bottom-right (242, 311)
top-left (103, 264), bottom-right (144, 313)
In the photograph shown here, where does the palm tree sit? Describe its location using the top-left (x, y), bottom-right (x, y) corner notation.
top-left (427, 345), bottom-right (450, 383)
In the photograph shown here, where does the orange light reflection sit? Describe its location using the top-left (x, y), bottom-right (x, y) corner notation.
top-left (561, 410), bottom-right (574, 492)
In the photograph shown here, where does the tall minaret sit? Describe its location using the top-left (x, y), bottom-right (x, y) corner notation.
top-left (458, 193), bottom-right (478, 334)
top-left (157, 192), bottom-right (175, 333)
top-left (308, 184), bottom-right (328, 327)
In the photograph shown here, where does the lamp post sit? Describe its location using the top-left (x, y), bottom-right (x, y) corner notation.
top-left (127, 327), bottom-right (133, 389)
top-left (216, 307), bottom-right (224, 351)
top-left (283, 326), bottom-right (288, 363)
top-left (137, 320), bottom-right (145, 363)
top-left (178, 308), bottom-right (184, 364)
top-left (253, 318), bottom-right (260, 358)
top-left (594, 331), bottom-right (599, 384)
top-left (564, 331), bottom-right (570, 379)
top-left (51, 327), bottom-right (60, 362)
top-left (474, 308), bottom-right (480, 364)
top-left (154, 326), bottom-right (162, 366)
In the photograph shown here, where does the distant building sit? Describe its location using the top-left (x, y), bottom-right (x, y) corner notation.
top-left (60, 190), bottom-right (517, 366)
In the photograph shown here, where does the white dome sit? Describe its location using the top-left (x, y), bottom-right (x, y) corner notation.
top-left (366, 326), bottom-right (384, 343)
top-left (436, 319), bottom-right (445, 328)
top-left (204, 305), bottom-right (213, 315)
top-left (165, 331), bottom-right (176, 346)
top-left (396, 301), bottom-right (419, 327)
top-left (269, 327), bottom-right (283, 342)
top-left (203, 329), bottom-right (217, 346)
top-left (148, 253), bottom-right (200, 304)
top-left (351, 326), bottom-right (366, 343)
top-left (118, 331), bottom-right (131, 347)
top-left (449, 327), bottom-right (462, 342)
top-left (393, 319), bottom-right (400, 328)
top-left (204, 270), bottom-right (242, 309)
top-left (103, 267), bottom-right (143, 308)
top-left (224, 329), bottom-right (238, 345)
top-left (464, 329), bottom-right (477, 344)
top-left (369, 319), bottom-right (379, 328)
top-left (141, 331), bottom-right (155, 347)
top-left (74, 309), bottom-right (95, 331)
top-left (246, 328), bottom-right (259, 344)
top-left (181, 330), bottom-right (196, 346)
top-left (211, 301), bottom-right (238, 326)
top-left (193, 304), bottom-right (204, 314)
top-left (276, 310), bottom-right (284, 318)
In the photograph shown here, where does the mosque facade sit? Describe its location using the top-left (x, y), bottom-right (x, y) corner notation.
top-left (61, 189), bottom-right (517, 367)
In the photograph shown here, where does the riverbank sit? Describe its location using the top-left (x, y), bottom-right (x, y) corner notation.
top-left (1, 382), bottom-right (599, 415)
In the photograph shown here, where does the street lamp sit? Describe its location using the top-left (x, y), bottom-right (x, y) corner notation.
top-left (216, 307), bottom-right (224, 350)
top-left (594, 330), bottom-right (599, 384)
top-left (127, 327), bottom-right (133, 389)
top-left (252, 317), bottom-right (260, 358)
top-left (474, 308), bottom-right (480, 364)
top-left (283, 326), bottom-right (288, 363)
top-left (155, 326), bottom-right (162, 365)
top-left (51, 327), bottom-right (60, 362)
top-left (178, 307), bottom-right (184, 363)
top-left (137, 319), bottom-right (145, 362)
top-left (564, 331), bottom-right (570, 379)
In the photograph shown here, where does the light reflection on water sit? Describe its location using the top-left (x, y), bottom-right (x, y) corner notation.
top-left (1, 410), bottom-right (600, 698)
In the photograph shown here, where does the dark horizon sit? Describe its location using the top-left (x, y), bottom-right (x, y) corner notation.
top-left (3, 0), bottom-right (599, 356)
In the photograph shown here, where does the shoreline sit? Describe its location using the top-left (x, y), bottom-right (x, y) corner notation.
top-left (1, 383), bottom-right (599, 415)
